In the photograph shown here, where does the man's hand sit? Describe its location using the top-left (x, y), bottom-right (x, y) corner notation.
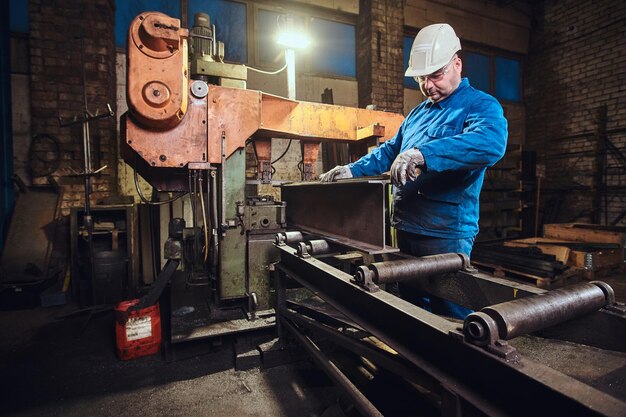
top-left (390, 148), bottom-right (424, 187)
top-left (319, 165), bottom-right (353, 182)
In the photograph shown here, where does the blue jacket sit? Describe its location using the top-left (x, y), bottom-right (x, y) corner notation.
top-left (349, 78), bottom-right (508, 238)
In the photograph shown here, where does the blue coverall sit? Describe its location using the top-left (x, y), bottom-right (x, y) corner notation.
top-left (349, 78), bottom-right (508, 317)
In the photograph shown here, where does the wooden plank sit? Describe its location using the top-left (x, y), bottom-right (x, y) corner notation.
top-left (505, 237), bottom-right (622, 270)
top-left (543, 223), bottom-right (624, 246)
top-left (472, 260), bottom-right (556, 289)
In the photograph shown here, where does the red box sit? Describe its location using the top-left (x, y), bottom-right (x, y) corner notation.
top-left (114, 299), bottom-right (162, 360)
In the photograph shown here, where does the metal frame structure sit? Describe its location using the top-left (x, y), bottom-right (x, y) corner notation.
top-left (274, 241), bottom-right (626, 417)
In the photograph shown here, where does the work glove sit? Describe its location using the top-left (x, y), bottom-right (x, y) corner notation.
top-left (390, 148), bottom-right (424, 187)
top-left (319, 165), bottom-right (353, 182)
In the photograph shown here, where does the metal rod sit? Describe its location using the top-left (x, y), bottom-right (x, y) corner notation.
top-left (280, 317), bottom-right (385, 417)
top-left (220, 131), bottom-right (226, 236)
top-left (281, 306), bottom-right (442, 399)
top-left (210, 170), bottom-right (218, 267)
top-left (285, 48), bottom-right (296, 100)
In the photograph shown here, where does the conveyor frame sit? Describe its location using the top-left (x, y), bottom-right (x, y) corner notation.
top-left (275, 243), bottom-right (626, 417)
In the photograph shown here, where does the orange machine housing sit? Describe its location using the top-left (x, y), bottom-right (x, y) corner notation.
top-left (122, 12), bottom-right (405, 186)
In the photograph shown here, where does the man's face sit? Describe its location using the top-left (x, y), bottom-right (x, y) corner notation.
top-left (417, 55), bottom-right (462, 103)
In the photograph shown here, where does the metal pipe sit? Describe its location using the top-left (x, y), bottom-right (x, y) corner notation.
top-left (465, 282), bottom-right (614, 342)
top-left (368, 254), bottom-right (468, 284)
top-left (280, 317), bottom-right (384, 417)
top-left (220, 131), bottom-right (226, 236)
top-left (199, 171), bottom-right (209, 262)
top-left (210, 170), bottom-right (218, 266)
top-left (280, 306), bottom-right (441, 399)
top-left (285, 48), bottom-right (296, 100)
top-left (212, 23), bottom-right (217, 58)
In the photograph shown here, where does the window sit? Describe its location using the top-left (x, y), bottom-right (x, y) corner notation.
top-left (463, 51), bottom-right (491, 93)
top-left (495, 56), bottom-right (521, 103)
top-left (403, 36), bottom-right (418, 89)
top-left (9, 0), bottom-right (29, 33)
top-left (309, 18), bottom-right (355, 77)
top-left (189, 0), bottom-right (247, 63)
top-left (463, 51), bottom-right (522, 104)
top-left (257, 7), bottom-right (355, 78)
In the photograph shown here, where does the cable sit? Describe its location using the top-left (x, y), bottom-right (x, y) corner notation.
top-left (199, 171), bottom-right (210, 263)
top-left (272, 139), bottom-right (292, 164)
top-left (133, 165), bottom-right (186, 205)
top-left (245, 61), bottom-right (288, 75)
top-left (190, 170), bottom-right (200, 267)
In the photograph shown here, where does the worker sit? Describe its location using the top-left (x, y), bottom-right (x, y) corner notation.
top-left (319, 23), bottom-right (508, 318)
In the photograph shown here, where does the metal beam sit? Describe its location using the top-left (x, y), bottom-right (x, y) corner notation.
top-left (281, 179), bottom-right (395, 254)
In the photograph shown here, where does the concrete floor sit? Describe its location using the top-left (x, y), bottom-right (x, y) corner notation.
top-left (2, 271), bottom-right (625, 416)
top-left (0, 305), bottom-right (342, 417)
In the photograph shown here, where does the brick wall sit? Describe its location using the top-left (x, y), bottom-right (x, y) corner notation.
top-left (29, 0), bottom-right (117, 214)
top-left (526, 0), bottom-right (626, 226)
top-left (357, 0), bottom-right (405, 114)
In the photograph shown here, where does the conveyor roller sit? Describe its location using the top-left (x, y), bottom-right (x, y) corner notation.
top-left (355, 253), bottom-right (469, 284)
top-left (464, 281), bottom-right (616, 346)
top-left (353, 253), bottom-right (470, 292)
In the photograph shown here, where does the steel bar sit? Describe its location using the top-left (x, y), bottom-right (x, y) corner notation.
top-left (280, 180), bottom-right (393, 254)
top-left (473, 246), bottom-right (566, 271)
top-left (280, 317), bottom-right (384, 417)
top-left (465, 282), bottom-right (612, 342)
top-left (472, 248), bottom-right (567, 278)
top-left (280, 306), bottom-right (442, 399)
top-left (276, 244), bottom-right (626, 416)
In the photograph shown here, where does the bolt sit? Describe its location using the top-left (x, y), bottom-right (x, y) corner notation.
top-left (153, 90), bottom-right (161, 97)
top-left (159, 155), bottom-right (167, 161)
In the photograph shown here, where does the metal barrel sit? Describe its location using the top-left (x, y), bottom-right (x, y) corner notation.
top-left (370, 253), bottom-right (467, 284)
top-left (477, 282), bottom-right (613, 340)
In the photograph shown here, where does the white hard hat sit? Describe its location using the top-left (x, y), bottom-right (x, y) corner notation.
top-left (405, 24), bottom-right (461, 77)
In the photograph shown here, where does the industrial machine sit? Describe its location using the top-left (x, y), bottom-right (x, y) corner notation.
top-left (120, 11), bottom-right (403, 342)
top-left (121, 12), bottom-right (626, 416)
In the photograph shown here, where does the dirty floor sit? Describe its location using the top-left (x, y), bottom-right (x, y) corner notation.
top-left (0, 305), bottom-right (342, 417)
